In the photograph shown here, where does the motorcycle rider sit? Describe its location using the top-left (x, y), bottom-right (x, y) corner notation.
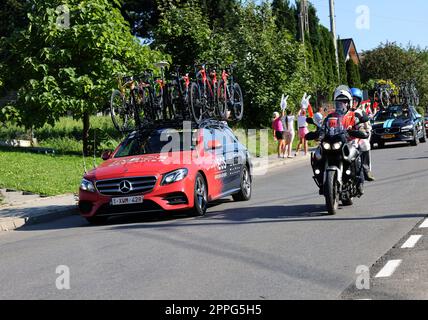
top-left (310, 85), bottom-right (368, 196)
top-left (350, 88), bottom-right (376, 181)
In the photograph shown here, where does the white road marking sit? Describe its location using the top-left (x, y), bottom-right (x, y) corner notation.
top-left (419, 219), bottom-right (428, 228)
top-left (401, 235), bottom-right (423, 249)
top-left (375, 260), bottom-right (402, 278)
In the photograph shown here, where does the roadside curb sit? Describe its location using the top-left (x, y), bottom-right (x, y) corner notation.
top-left (0, 193), bottom-right (78, 232)
top-left (252, 147), bottom-right (315, 175)
top-left (0, 206), bottom-right (78, 232)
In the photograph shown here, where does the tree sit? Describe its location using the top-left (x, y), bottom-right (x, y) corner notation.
top-left (346, 59), bottom-right (361, 88)
top-left (361, 42), bottom-right (428, 109)
top-left (154, 0), bottom-right (212, 67)
top-left (1, 0), bottom-right (166, 154)
top-left (361, 42), bottom-right (421, 83)
top-left (271, 0), bottom-right (297, 37)
top-left (120, 0), bottom-right (160, 41)
top-left (230, 2), bottom-right (308, 126)
top-left (0, 0), bottom-right (29, 38)
top-left (337, 39), bottom-right (348, 84)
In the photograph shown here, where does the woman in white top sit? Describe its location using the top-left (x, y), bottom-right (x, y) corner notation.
top-left (282, 109), bottom-right (295, 158)
top-left (295, 109), bottom-right (308, 156)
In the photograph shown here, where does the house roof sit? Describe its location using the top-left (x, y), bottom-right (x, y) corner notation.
top-left (340, 38), bottom-right (360, 65)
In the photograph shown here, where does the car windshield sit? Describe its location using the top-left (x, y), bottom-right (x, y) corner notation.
top-left (114, 128), bottom-right (198, 158)
top-left (375, 106), bottom-right (410, 121)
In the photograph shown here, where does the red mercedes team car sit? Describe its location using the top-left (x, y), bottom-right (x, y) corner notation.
top-left (78, 120), bottom-right (252, 224)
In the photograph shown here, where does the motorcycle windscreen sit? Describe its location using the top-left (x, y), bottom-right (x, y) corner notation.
top-left (324, 116), bottom-right (347, 137)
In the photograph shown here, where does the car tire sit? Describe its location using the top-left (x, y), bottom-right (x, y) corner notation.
top-left (420, 129), bottom-right (426, 143)
top-left (189, 173), bottom-right (208, 217)
top-left (233, 165), bottom-right (252, 202)
top-left (411, 130), bottom-right (419, 146)
top-left (86, 216), bottom-right (108, 225)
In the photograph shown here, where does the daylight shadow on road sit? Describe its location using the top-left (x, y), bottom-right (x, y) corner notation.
top-left (106, 203), bottom-right (427, 231)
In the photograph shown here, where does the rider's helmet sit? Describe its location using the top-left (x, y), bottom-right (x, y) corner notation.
top-left (333, 85), bottom-right (352, 115)
top-left (351, 87), bottom-right (363, 110)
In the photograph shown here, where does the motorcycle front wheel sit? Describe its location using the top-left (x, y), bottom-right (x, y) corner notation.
top-left (325, 170), bottom-right (339, 215)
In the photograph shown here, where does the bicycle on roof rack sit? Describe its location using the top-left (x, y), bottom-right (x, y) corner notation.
top-left (110, 61), bottom-right (244, 133)
top-left (399, 80), bottom-right (419, 106)
top-left (110, 75), bottom-right (142, 133)
top-left (374, 83), bottom-right (392, 108)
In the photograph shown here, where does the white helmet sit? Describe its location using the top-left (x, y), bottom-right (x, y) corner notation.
top-left (333, 85), bottom-right (353, 102)
top-left (333, 85), bottom-right (352, 115)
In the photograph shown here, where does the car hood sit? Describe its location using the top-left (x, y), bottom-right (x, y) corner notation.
top-left (84, 151), bottom-right (195, 181)
top-left (372, 118), bottom-right (412, 129)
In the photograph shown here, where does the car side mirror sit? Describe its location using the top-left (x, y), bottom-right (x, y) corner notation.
top-left (207, 140), bottom-right (222, 150)
top-left (101, 150), bottom-right (112, 160)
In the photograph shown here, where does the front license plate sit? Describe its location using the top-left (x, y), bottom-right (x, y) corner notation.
top-left (382, 134), bottom-right (395, 139)
top-left (111, 196), bottom-right (144, 206)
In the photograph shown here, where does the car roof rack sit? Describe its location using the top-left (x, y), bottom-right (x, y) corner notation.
top-left (127, 118), bottom-right (229, 137)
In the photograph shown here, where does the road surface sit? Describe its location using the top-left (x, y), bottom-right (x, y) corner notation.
top-left (1, 141), bottom-right (427, 299)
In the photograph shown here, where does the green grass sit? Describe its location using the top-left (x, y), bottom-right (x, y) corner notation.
top-left (0, 116), bottom-right (122, 155)
top-left (0, 149), bottom-right (101, 196)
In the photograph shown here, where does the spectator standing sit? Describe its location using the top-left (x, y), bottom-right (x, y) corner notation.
top-left (295, 109), bottom-right (309, 156)
top-left (272, 112), bottom-right (285, 158)
top-left (314, 106), bottom-right (324, 128)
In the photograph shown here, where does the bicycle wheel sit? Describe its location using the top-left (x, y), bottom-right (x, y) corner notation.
top-left (138, 86), bottom-right (154, 124)
top-left (217, 80), bottom-right (228, 120)
top-left (190, 82), bottom-right (203, 124)
top-left (167, 82), bottom-right (180, 120)
top-left (110, 89), bottom-right (130, 133)
top-left (153, 84), bottom-right (164, 121)
top-left (232, 83), bottom-right (244, 121)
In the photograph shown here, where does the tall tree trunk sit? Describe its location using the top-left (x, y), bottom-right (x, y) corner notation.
top-left (82, 112), bottom-right (90, 156)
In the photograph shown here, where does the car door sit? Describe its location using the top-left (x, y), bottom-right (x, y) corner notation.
top-left (224, 128), bottom-right (245, 190)
top-left (411, 107), bottom-right (423, 137)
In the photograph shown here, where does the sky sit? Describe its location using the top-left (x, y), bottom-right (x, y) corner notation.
top-left (266, 0), bottom-right (428, 52)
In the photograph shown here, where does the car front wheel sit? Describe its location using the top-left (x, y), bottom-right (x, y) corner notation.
top-left (189, 173), bottom-right (208, 217)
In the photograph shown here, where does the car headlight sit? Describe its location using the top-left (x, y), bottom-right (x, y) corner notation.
top-left (322, 142), bottom-right (331, 150)
top-left (402, 125), bottom-right (414, 131)
top-left (161, 169), bottom-right (188, 185)
top-left (332, 142), bottom-right (343, 150)
top-left (80, 178), bottom-right (96, 192)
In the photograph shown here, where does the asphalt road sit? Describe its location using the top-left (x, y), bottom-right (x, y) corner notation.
top-left (1, 141), bottom-right (427, 300)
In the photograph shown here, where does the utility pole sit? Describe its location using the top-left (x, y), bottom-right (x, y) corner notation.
top-left (299, 0), bottom-right (309, 43)
top-left (299, 0), bottom-right (309, 68)
top-left (329, 0), bottom-right (340, 80)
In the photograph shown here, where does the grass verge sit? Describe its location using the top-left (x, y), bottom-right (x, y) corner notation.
top-left (0, 148), bottom-right (101, 196)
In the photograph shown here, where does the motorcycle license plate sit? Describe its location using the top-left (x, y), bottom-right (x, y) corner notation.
top-left (382, 134), bottom-right (395, 139)
top-left (111, 196), bottom-right (144, 206)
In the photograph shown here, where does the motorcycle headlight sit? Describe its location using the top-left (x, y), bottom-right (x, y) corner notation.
top-left (322, 142), bottom-right (331, 150)
top-left (401, 125), bottom-right (413, 131)
top-left (161, 168), bottom-right (188, 185)
top-left (332, 142), bottom-right (343, 150)
top-left (80, 178), bottom-right (95, 192)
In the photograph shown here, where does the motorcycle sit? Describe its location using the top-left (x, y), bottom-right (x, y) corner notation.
top-left (306, 115), bottom-right (369, 215)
